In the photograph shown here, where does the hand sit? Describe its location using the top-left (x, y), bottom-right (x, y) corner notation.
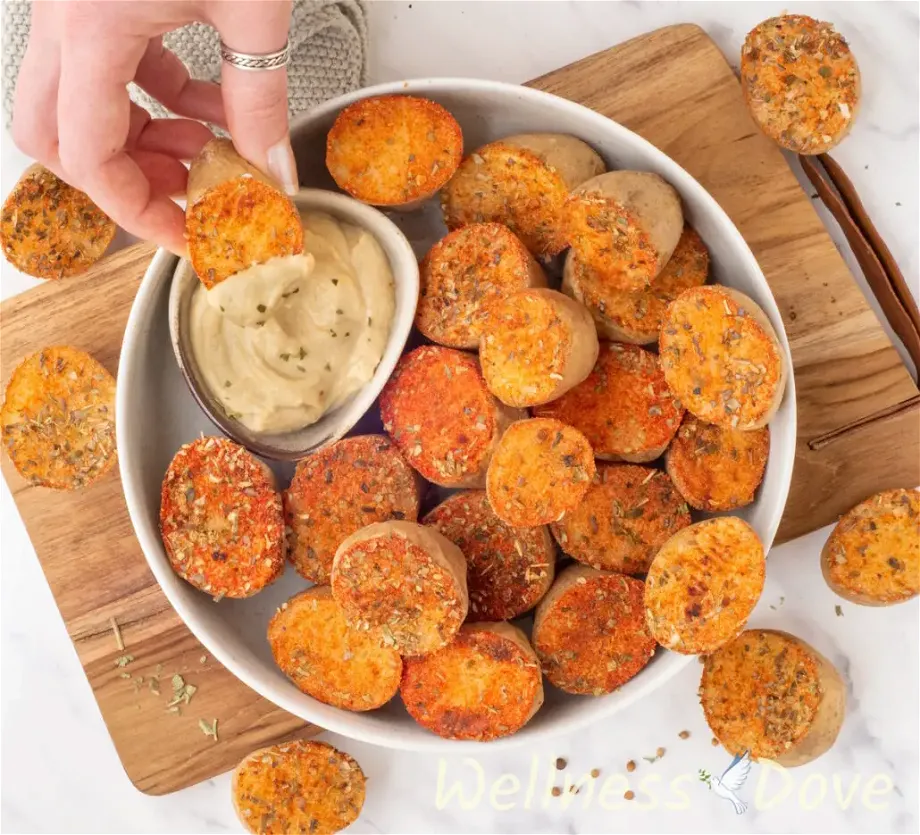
top-left (12, 0), bottom-right (297, 256)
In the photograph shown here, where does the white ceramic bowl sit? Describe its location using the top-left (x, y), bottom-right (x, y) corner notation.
top-left (167, 188), bottom-right (419, 460)
top-left (118, 78), bottom-right (797, 752)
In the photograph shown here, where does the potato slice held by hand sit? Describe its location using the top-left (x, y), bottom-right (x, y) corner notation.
top-left (185, 138), bottom-right (303, 287)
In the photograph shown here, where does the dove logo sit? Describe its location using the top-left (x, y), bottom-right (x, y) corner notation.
top-left (699, 751), bottom-right (752, 815)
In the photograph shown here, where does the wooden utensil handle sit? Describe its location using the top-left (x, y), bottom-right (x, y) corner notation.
top-left (800, 154), bottom-right (920, 381)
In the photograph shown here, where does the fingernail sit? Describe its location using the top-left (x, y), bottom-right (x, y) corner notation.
top-left (267, 140), bottom-right (299, 195)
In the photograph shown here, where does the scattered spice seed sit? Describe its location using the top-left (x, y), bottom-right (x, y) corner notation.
top-left (568, 785), bottom-right (580, 794)
top-left (551, 787), bottom-right (562, 797)
top-left (624, 790), bottom-right (635, 801)
top-left (835, 605), bottom-right (844, 617)
top-left (626, 760), bottom-right (636, 772)
top-left (199, 718), bottom-right (219, 741)
top-left (110, 617), bottom-right (125, 651)
top-left (590, 768), bottom-right (601, 778)
top-left (656, 746), bottom-right (666, 758)
top-left (679, 730), bottom-right (690, 740)
top-left (711, 737), bottom-right (720, 746)
top-left (555, 757), bottom-right (567, 770)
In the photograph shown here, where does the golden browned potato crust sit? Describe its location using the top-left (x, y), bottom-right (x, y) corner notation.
top-left (423, 490), bottom-right (555, 621)
top-left (551, 464), bottom-right (691, 574)
top-left (331, 520), bottom-right (468, 657)
top-left (441, 134), bottom-right (605, 257)
top-left (562, 225), bottom-right (709, 344)
top-left (533, 565), bottom-right (656, 695)
top-left (480, 288), bottom-right (599, 407)
top-left (160, 436), bottom-right (284, 599)
top-left (659, 285), bottom-right (786, 430)
top-left (666, 415), bottom-right (770, 511)
top-left (232, 740), bottom-right (365, 834)
top-left (534, 342), bottom-right (683, 462)
top-left (1, 346), bottom-right (116, 489)
top-left (486, 418), bottom-right (596, 527)
top-left (741, 15), bottom-right (860, 155)
top-left (0, 164), bottom-right (115, 280)
top-left (400, 622), bottom-right (544, 740)
top-left (326, 95), bottom-right (462, 205)
top-left (283, 435), bottom-right (421, 583)
top-left (380, 345), bottom-right (524, 488)
top-left (644, 517), bottom-right (765, 655)
top-left (268, 586), bottom-right (402, 711)
top-left (700, 629), bottom-right (846, 766)
top-left (416, 223), bottom-right (547, 349)
top-left (821, 488), bottom-right (919, 606)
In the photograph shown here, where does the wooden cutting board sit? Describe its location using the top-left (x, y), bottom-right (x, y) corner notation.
top-left (2, 23), bottom-right (917, 796)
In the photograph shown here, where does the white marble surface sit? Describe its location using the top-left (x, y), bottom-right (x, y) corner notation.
top-left (1, 2), bottom-right (917, 833)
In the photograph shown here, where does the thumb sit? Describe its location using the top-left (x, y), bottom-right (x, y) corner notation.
top-left (208, 0), bottom-right (297, 194)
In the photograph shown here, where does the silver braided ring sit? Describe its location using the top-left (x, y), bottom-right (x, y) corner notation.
top-left (219, 40), bottom-right (290, 72)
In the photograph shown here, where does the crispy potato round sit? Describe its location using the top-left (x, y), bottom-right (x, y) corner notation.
top-left (423, 490), bottom-right (555, 621)
top-left (268, 586), bottom-right (402, 711)
top-left (232, 740), bottom-right (365, 834)
top-left (283, 435), bottom-right (421, 583)
top-left (326, 95), bottom-right (462, 206)
top-left (1, 346), bottom-right (116, 489)
top-left (534, 342), bottom-right (683, 462)
top-left (741, 15), bottom-right (860, 155)
top-left (487, 418), bottom-right (596, 527)
top-left (380, 345), bottom-right (524, 487)
top-left (701, 630), bottom-right (846, 766)
top-left (185, 139), bottom-right (304, 288)
top-left (563, 225), bottom-right (709, 344)
top-left (401, 622), bottom-right (544, 740)
top-left (441, 134), bottom-right (606, 257)
top-left (331, 521), bottom-right (468, 656)
top-left (821, 488), bottom-right (920, 606)
top-left (533, 565), bottom-right (656, 695)
top-left (645, 517), bottom-right (765, 655)
top-left (480, 288), bottom-right (599, 407)
top-left (551, 464), bottom-right (691, 574)
top-left (562, 171), bottom-right (683, 292)
top-left (0, 164), bottom-right (115, 280)
top-left (417, 223), bottom-right (547, 349)
top-left (659, 285), bottom-right (786, 430)
top-left (160, 436), bottom-right (284, 599)
top-left (666, 415), bottom-right (770, 512)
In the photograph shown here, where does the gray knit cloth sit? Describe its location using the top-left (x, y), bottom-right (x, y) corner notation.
top-left (2, 0), bottom-right (368, 129)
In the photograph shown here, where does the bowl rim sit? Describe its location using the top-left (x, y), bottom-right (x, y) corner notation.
top-left (118, 76), bottom-right (797, 752)
top-left (167, 188), bottom-right (420, 461)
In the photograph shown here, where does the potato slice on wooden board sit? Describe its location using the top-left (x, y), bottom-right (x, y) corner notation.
top-left (283, 434), bottom-right (422, 584)
top-left (533, 565), bottom-right (656, 696)
top-left (821, 488), bottom-right (919, 606)
top-left (401, 622), bottom-right (544, 741)
top-left (562, 224), bottom-right (709, 344)
top-left (185, 138), bottom-right (303, 287)
top-left (268, 586), bottom-right (402, 711)
top-left (1, 164), bottom-right (115, 280)
top-left (1, 346), bottom-right (116, 489)
top-left (380, 345), bottom-right (524, 488)
top-left (741, 14), bottom-right (860, 155)
top-left (551, 463), bottom-right (691, 575)
top-left (480, 288), bottom-right (599, 408)
top-left (232, 740), bottom-right (365, 834)
top-left (160, 436), bottom-right (284, 599)
top-left (644, 517), bottom-right (765, 655)
top-left (486, 417), bottom-right (595, 527)
top-left (331, 520), bottom-right (469, 657)
top-left (326, 95), bottom-right (463, 207)
top-left (416, 223), bottom-right (547, 350)
top-left (666, 415), bottom-right (770, 512)
top-left (700, 629), bottom-right (846, 767)
top-left (562, 170), bottom-right (683, 292)
top-left (659, 285), bottom-right (786, 430)
top-left (422, 490), bottom-right (555, 621)
top-left (441, 133), bottom-right (606, 258)
top-left (534, 341), bottom-right (683, 463)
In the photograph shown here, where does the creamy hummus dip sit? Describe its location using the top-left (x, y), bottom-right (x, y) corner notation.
top-left (189, 210), bottom-right (395, 433)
